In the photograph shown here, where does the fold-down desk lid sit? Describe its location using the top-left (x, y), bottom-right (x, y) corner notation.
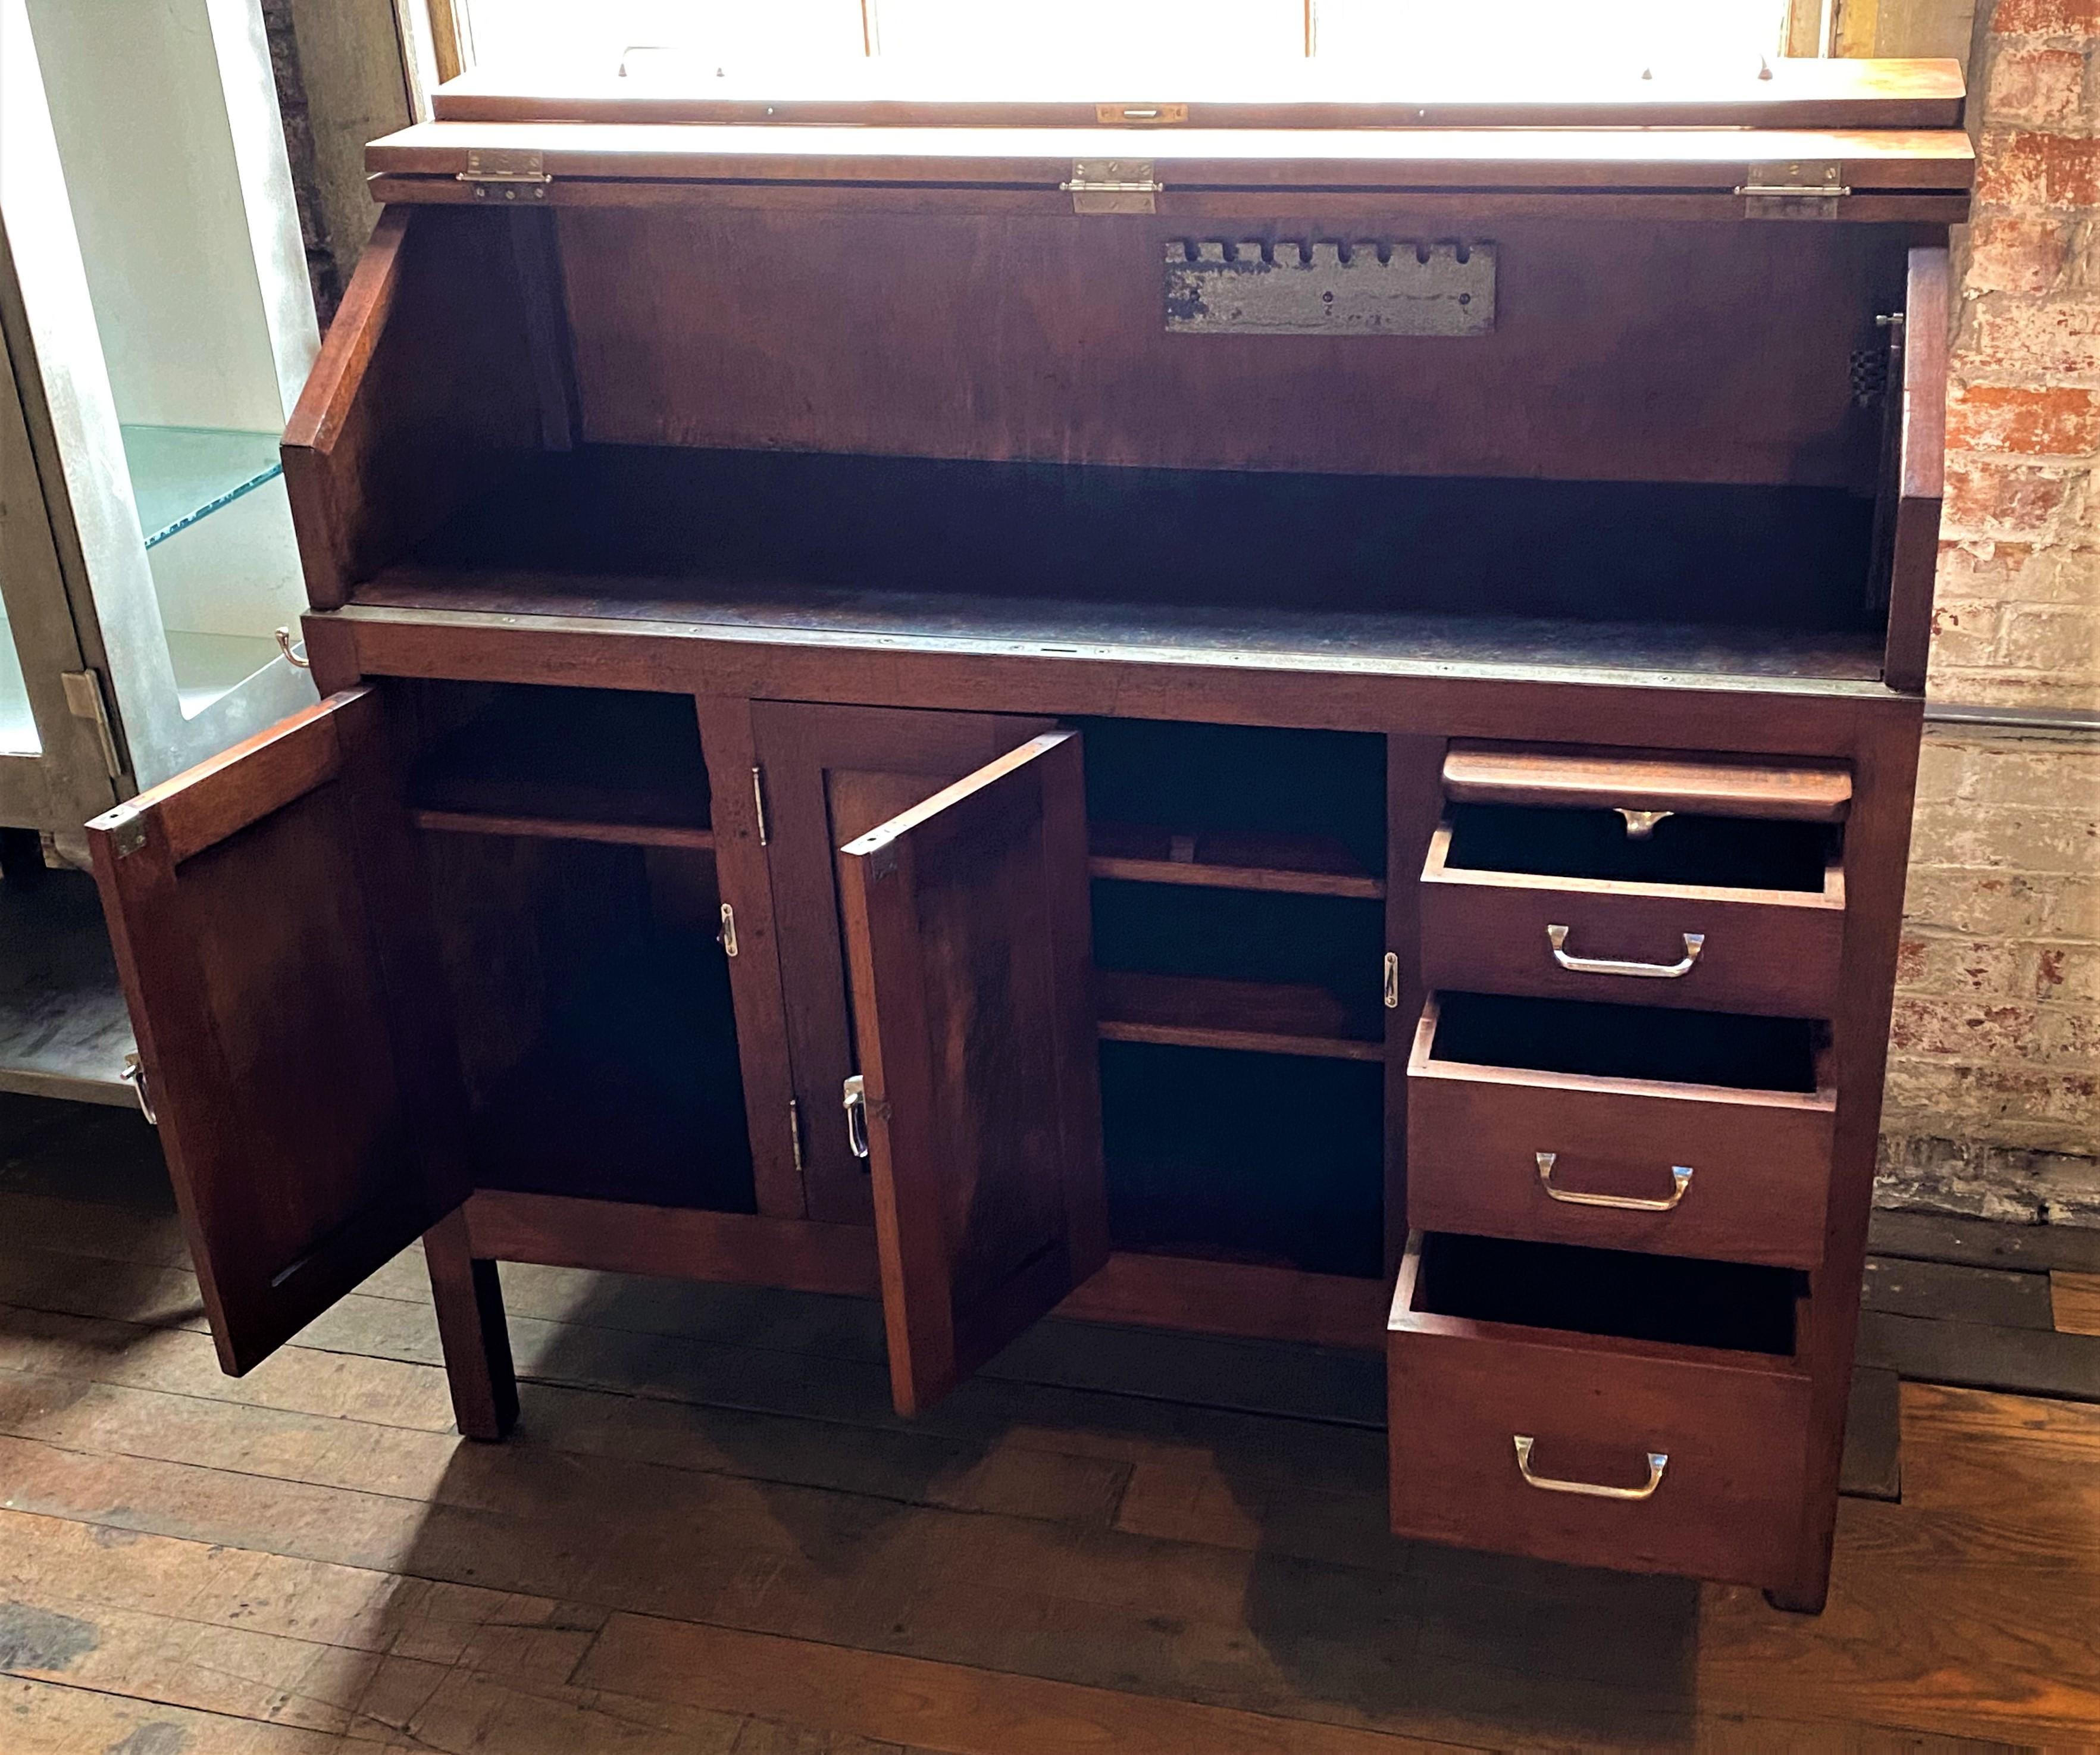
top-left (367, 58), bottom-right (1971, 214)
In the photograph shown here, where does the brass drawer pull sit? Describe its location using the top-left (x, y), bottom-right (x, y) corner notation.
top-left (1513, 1435), bottom-right (1668, 1500)
top-left (843, 1074), bottom-right (870, 1160)
top-left (1547, 924), bottom-right (1704, 978)
top-left (1535, 1152), bottom-right (1692, 1211)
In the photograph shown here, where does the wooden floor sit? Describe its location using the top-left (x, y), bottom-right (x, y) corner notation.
top-left (2, 1094), bottom-right (2096, 1753)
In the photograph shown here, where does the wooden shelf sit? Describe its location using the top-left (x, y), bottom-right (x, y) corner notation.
top-left (1097, 970), bottom-right (1384, 1062)
top-left (413, 808), bottom-right (714, 851)
top-left (1088, 822), bottom-right (1382, 899)
top-left (410, 683), bottom-right (712, 843)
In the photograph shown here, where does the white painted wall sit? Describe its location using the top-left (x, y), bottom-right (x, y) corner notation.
top-left (26, 0), bottom-right (286, 433)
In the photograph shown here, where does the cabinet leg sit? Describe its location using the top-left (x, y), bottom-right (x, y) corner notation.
top-left (424, 1209), bottom-right (518, 1441)
top-left (1764, 1577), bottom-right (1830, 1616)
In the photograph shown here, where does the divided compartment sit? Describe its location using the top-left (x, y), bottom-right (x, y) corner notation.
top-left (396, 680), bottom-right (752, 1211)
top-left (1409, 992), bottom-right (1835, 1269)
top-left (1101, 1041), bottom-right (1385, 1279)
top-left (1388, 1227), bottom-right (1812, 1586)
top-left (1082, 719), bottom-right (1388, 1058)
top-left (1422, 745), bottom-right (1849, 1018)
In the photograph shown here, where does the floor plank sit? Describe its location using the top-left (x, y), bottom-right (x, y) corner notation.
top-left (2054, 1271), bottom-right (2100, 1338)
top-left (1858, 1309), bottom-right (2100, 1402)
top-left (1861, 1256), bottom-right (2056, 1331)
top-left (1869, 1209), bottom-right (2100, 1276)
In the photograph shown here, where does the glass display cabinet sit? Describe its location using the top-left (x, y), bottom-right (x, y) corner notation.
top-left (0, 0), bottom-right (321, 1101)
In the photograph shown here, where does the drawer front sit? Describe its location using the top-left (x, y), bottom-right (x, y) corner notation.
top-left (1388, 1324), bottom-right (1811, 1588)
top-left (1409, 1061), bottom-right (1834, 1269)
top-left (1420, 874), bottom-right (1843, 1018)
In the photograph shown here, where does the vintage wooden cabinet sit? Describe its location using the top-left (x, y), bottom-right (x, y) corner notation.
top-left (84, 58), bottom-right (1966, 1614)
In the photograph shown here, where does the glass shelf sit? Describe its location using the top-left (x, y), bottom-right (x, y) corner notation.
top-left (120, 424), bottom-right (283, 549)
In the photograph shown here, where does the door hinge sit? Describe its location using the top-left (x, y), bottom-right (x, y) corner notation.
top-left (718, 901), bottom-right (739, 956)
top-left (60, 669), bottom-right (123, 780)
top-left (788, 1098), bottom-right (805, 1177)
top-left (750, 765), bottom-right (770, 844)
top-left (1382, 951), bottom-right (1400, 1009)
top-left (1734, 161), bottom-right (1849, 220)
top-left (1062, 159), bottom-right (1161, 215)
top-left (458, 148), bottom-right (550, 202)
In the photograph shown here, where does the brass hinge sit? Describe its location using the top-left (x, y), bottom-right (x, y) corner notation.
top-left (60, 669), bottom-right (123, 780)
top-left (90, 802), bottom-right (147, 860)
top-left (458, 148), bottom-right (550, 202)
top-left (1382, 951), bottom-right (1400, 1009)
top-left (718, 902), bottom-right (739, 957)
top-left (788, 1099), bottom-right (805, 1177)
top-left (1735, 161), bottom-right (1849, 220)
top-left (1062, 159), bottom-right (1161, 215)
top-left (750, 765), bottom-right (770, 844)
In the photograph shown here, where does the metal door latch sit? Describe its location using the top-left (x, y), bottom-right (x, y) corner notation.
top-left (843, 1074), bottom-right (869, 1159)
top-left (718, 902), bottom-right (739, 957)
top-left (122, 1053), bottom-right (158, 1125)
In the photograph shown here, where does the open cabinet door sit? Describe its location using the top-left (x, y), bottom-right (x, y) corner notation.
top-left (86, 689), bottom-right (468, 1374)
top-left (837, 730), bottom-right (1107, 1416)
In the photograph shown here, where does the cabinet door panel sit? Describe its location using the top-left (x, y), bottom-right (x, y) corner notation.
top-left (838, 730), bottom-right (1106, 1416)
top-left (750, 702), bottom-right (1054, 1222)
top-left (87, 689), bottom-right (467, 1373)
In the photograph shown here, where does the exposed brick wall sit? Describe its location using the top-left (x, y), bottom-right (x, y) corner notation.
top-left (1880, 0), bottom-right (2100, 1222)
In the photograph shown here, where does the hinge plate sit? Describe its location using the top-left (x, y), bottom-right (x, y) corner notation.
top-left (1062, 159), bottom-right (1160, 215)
top-left (89, 802), bottom-right (147, 860)
top-left (458, 148), bottom-right (550, 202)
top-left (60, 670), bottom-right (123, 780)
top-left (750, 766), bottom-right (770, 845)
top-left (1735, 161), bottom-right (1848, 220)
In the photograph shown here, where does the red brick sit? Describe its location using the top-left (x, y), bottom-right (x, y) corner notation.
top-left (1944, 456), bottom-right (2076, 533)
top-left (1987, 43), bottom-right (2089, 127)
top-left (1992, 0), bottom-right (2100, 32)
top-left (1964, 214), bottom-right (2068, 293)
top-left (1976, 131), bottom-right (2100, 211)
top-left (1946, 383), bottom-right (2100, 454)
top-left (1968, 296), bottom-right (2100, 377)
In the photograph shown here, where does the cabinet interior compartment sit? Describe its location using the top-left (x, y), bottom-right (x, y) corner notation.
top-left (1101, 1041), bottom-right (1384, 1279)
top-left (1412, 1231), bottom-right (1805, 1357)
top-left (1079, 718), bottom-right (1386, 896)
top-left (1442, 803), bottom-right (1835, 893)
top-left (398, 680), bottom-right (751, 1211)
top-left (1429, 991), bottom-right (1826, 1093)
top-left (402, 680), bottom-right (712, 843)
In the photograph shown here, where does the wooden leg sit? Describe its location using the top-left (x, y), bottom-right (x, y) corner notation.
top-left (1765, 1581), bottom-right (1829, 1615)
top-left (424, 1208), bottom-right (518, 1441)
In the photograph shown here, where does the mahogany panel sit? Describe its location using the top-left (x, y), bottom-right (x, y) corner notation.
top-left (282, 206), bottom-right (545, 606)
top-left (1441, 744), bottom-right (1852, 821)
top-left (838, 731), bottom-right (1108, 1416)
top-left (750, 702), bottom-right (1056, 1225)
top-left (1054, 1251), bottom-right (1385, 1352)
top-left (85, 691), bottom-right (469, 1374)
top-left (1406, 999), bottom-right (1835, 1270)
top-left (1883, 247), bottom-right (1950, 695)
top-left (1388, 1232), bottom-right (1813, 1588)
top-left (552, 209), bottom-right (1904, 489)
top-left (431, 57), bottom-right (1966, 130)
top-left (1096, 970), bottom-right (1382, 1062)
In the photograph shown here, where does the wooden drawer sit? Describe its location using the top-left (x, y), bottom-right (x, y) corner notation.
top-left (1388, 1230), bottom-right (1813, 1588)
top-left (1407, 993), bottom-right (1836, 1269)
top-left (1423, 746), bottom-right (1849, 1018)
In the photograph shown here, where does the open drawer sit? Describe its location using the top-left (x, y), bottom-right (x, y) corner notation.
top-left (1408, 993), bottom-right (1835, 1269)
top-left (1388, 1230), bottom-right (1813, 1588)
top-left (1422, 744), bottom-right (1849, 1018)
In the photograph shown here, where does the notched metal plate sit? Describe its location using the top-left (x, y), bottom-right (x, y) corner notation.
top-left (1165, 240), bottom-right (1495, 336)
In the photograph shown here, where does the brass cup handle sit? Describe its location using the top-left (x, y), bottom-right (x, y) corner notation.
top-left (1547, 924), bottom-right (1704, 979)
top-left (843, 1074), bottom-right (870, 1160)
top-left (1513, 1435), bottom-right (1668, 1501)
top-left (1536, 1152), bottom-right (1692, 1212)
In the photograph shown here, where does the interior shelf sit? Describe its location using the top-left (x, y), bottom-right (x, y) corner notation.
top-left (356, 446), bottom-right (1890, 686)
top-left (409, 683), bottom-right (712, 846)
top-left (1088, 822), bottom-right (1384, 899)
top-left (1097, 970), bottom-right (1384, 1062)
top-left (120, 424), bottom-right (284, 549)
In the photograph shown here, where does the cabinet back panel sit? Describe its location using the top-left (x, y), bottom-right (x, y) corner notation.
top-left (556, 209), bottom-right (1905, 489)
top-left (1101, 1041), bottom-right (1383, 1279)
